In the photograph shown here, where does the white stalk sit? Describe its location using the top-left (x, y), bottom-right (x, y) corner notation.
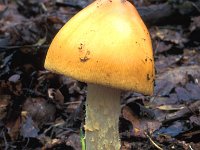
top-left (85, 83), bottom-right (121, 150)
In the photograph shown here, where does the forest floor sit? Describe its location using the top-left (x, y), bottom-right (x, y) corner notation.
top-left (0, 0), bottom-right (200, 149)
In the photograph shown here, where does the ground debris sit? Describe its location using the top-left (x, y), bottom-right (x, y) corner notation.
top-left (0, 0), bottom-right (200, 149)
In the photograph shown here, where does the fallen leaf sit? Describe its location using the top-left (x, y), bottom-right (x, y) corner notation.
top-left (122, 106), bottom-right (161, 137)
top-left (150, 94), bottom-right (178, 106)
top-left (22, 97), bottom-right (56, 127)
top-left (164, 100), bottom-right (200, 122)
top-left (6, 116), bottom-right (21, 140)
top-left (154, 121), bottom-right (191, 137)
top-left (154, 41), bottom-right (172, 54)
top-left (156, 104), bottom-right (185, 111)
top-left (181, 49), bottom-right (200, 66)
top-left (185, 83), bottom-right (200, 100)
top-left (154, 80), bottom-right (174, 96)
top-left (33, 36), bottom-right (46, 47)
top-left (155, 54), bottom-right (182, 73)
top-left (8, 74), bottom-right (20, 83)
top-left (152, 27), bottom-right (188, 47)
top-left (20, 111), bottom-right (39, 138)
top-left (66, 133), bottom-right (81, 150)
top-left (48, 88), bottom-right (64, 104)
top-left (190, 116), bottom-right (200, 126)
top-left (190, 16), bottom-right (200, 32)
top-left (175, 87), bottom-right (191, 101)
top-left (0, 95), bottom-right (10, 120)
top-left (156, 65), bottom-right (200, 89)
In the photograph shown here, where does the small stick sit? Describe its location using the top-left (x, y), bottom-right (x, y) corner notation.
top-left (144, 132), bottom-right (163, 150)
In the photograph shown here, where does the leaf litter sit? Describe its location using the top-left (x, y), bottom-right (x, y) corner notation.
top-left (0, 0), bottom-right (200, 150)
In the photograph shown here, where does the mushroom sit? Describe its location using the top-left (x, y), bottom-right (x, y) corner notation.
top-left (44, 0), bottom-right (155, 149)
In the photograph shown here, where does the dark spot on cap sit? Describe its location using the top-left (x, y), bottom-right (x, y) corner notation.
top-left (80, 50), bottom-right (90, 62)
top-left (106, 73), bottom-right (111, 77)
top-left (78, 43), bottom-right (84, 50)
top-left (147, 74), bottom-right (150, 81)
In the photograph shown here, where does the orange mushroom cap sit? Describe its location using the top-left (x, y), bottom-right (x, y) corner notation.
top-left (45, 0), bottom-right (155, 95)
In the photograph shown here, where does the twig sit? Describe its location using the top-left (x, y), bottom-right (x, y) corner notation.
top-left (189, 145), bottom-right (194, 150)
top-left (164, 100), bottom-right (200, 123)
top-left (64, 100), bottom-right (82, 105)
top-left (144, 132), bottom-right (163, 150)
top-left (191, 2), bottom-right (200, 13)
top-left (2, 130), bottom-right (9, 150)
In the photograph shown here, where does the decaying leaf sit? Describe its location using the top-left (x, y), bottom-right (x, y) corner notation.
top-left (154, 41), bottom-right (172, 53)
top-left (156, 65), bottom-right (200, 87)
top-left (48, 88), bottom-right (64, 104)
top-left (164, 100), bottom-right (200, 123)
top-left (154, 121), bottom-right (191, 137)
top-left (156, 104), bottom-right (185, 111)
top-left (190, 116), bottom-right (200, 126)
top-left (190, 16), bottom-right (200, 32)
top-left (155, 65), bottom-right (200, 96)
top-left (22, 97), bottom-right (56, 127)
top-left (0, 95), bottom-right (10, 120)
top-left (154, 80), bottom-right (174, 96)
top-left (6, 116), bottom-right (21, 140)
top-left (175, 86), bottom-right (191, 101)
top-left (20, 111), bottom-right (39, 138)
top-left (182, 49), bottom-right (200, 66)
top-left (122, 106), bottom-right (161, 137)
top-left (66, 133), bottom-right (81, 150)
top-left (155, 54), bottom-right (182, 73)
top-left (151, 26), bottom-right (188, 49)
top-left (8, 74), bottom-right (20, 83)
top-left (1, 0), bottom-right (200, 149)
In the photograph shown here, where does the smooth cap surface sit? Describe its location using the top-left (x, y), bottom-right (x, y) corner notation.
top-left (45, 0), bottom-right (155, 95)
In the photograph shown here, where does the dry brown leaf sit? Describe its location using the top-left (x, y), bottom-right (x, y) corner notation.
top-left (190, 116), bottom-right (200, 126)
top-left (122, 106), bottom-right (161, 137)
top-left (165, 100), bottom-right (200, 122)
top-left (190, 16), bottom-right (200, 32)
top-left (156, 104), bottom-right (185, 111)
top-left (48, 88), bottom-right (64, 104)
top-left (66, 133), bottom-right (81, 150)
top-left (156, 65), bottom-right (200, 85)
top-left (152, 27), bottom-right (187, 45)
top-left (155, 65), bottom-right (200, 96)
top-left (6, 116), bottom-right (21, 140)
top-left (8, 74), bottom-right (20, 83)
top-left (22, 97), bottom-right (56, 127)
top-left (0, 95), bottom-right (10, 120)
top-left (20, 111), bottom-right (39, 138)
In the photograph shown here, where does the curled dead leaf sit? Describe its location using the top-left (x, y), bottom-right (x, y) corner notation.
top-left (122, 106), bottom-right (161, 137)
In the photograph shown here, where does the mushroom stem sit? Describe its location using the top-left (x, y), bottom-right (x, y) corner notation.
top-left (85, 83), bottom-right (121, 150)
